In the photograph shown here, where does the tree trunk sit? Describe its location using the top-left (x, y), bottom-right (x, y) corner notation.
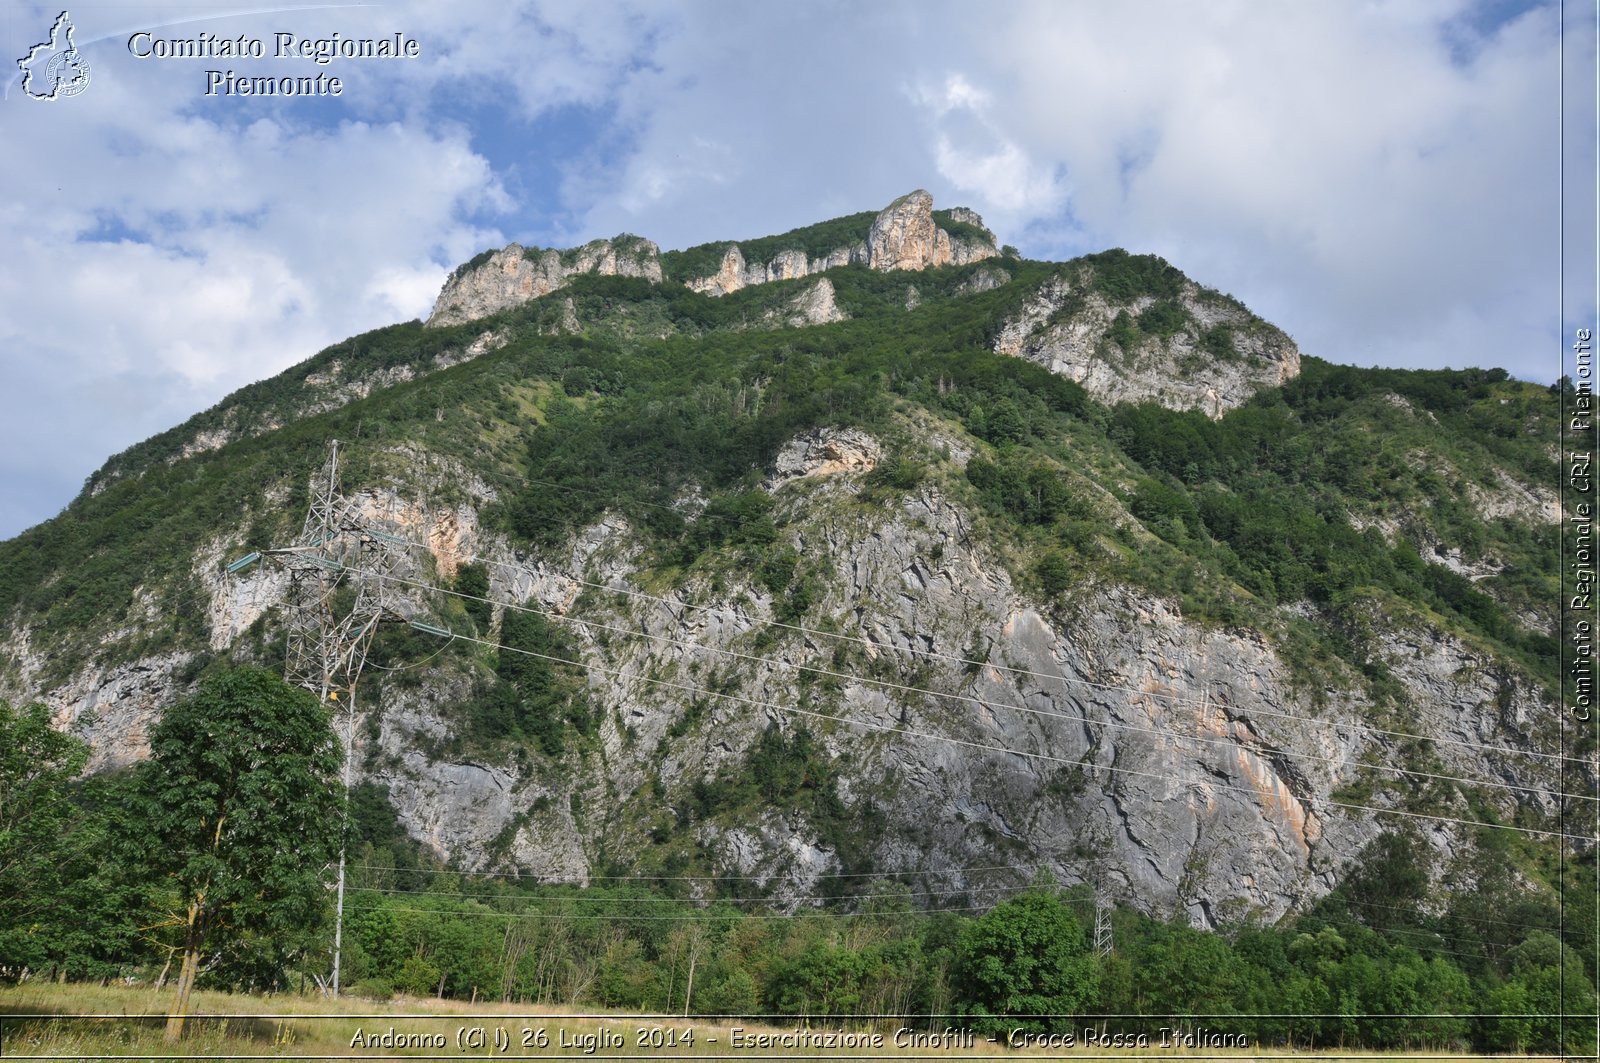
top-left (167, 816), bottom-right (223, 1042)
top-left (682, 951), bottom-right (697, 1018)
top-left (155, 949), bottom-right (176, 990)
top-left (664, 938), bottom-right (679, 1014)
top-left (164, 916), bottom-right (203, 1044)
top-left (681, 925), bottom-right (706, 1018)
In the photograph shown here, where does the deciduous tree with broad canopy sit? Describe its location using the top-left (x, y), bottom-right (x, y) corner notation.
top-left (0, 699), bottom-right (88, 974)
top-left (140, 667), bottom-right (341, 1041)
top-left (953, 888), bottom-right (1099, 1034)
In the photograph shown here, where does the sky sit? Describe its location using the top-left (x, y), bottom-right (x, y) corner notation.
top-left (0, 0), bottom-right (1592, 538)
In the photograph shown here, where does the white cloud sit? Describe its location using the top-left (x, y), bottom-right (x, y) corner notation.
top-left (912, 73), bottom-right (1065, 216)
top-left (0, 109), bottom-right (504, 381)
top-left (365, 263), bottom-right (452, 322)
top-left (552, 0), bottom-right (1563, 387)
top-left (0, 0), bottom-right (1575, 538)
top-left (979, 0), bottom-right (1561, 371)
top-left (0, 2), bottom-right (514, 535)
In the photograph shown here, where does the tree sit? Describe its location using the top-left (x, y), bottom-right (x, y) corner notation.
top-left (140, 667), bottom-right (341, 1041)
top-left (454, 562), bottom-right (492, 630)
top-left (953, 890), bottom-right (1099, 1033)
top-left (0, 702), bottom-right (157, 983)
top-left (0, 700), bottom-right (88, 976)
top-left (1128, 919), bottom-right (1250, 1017)
top-left (1500, 931), bottom-right (1599, 1055)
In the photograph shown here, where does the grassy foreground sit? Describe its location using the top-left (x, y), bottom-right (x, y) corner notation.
top-left (0, 983), bottom-right (1564, 1061)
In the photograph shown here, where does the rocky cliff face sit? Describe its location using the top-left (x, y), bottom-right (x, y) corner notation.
top-left (522, 463), bottom-right (1553, 924)
top-left (5, 191), bottom-right (1564, 933)
top-left (14, 423), bottom-right (1562, 927)
top-left (428, 192), bottom-right (997, 316)
top-left (687, 190), bottom-right (998, 296)
top-left (995, 275), bottom-right (1302, 418)
top-left (766, 278), bottom-right (848, 328)
top-left (686, 243), bottom-right (860, 297)
top-left (427, 236), bottom-right (664, 327)
top-left (867, 190), bottom-right (993, 272)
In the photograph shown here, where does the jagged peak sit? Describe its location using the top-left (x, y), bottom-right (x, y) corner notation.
top-left (428, 191), bottom-right (1000, 325)
top-left (676, 189), bottom-right (999, 296)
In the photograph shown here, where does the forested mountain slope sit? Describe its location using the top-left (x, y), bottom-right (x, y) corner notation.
top-left (0, 192), bottom-right (1581, 949)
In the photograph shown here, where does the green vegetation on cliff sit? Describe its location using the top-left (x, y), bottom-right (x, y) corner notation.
top-left (4, 699), bottom-right (1592, 1055)
top-left (0, 243), bottom-right (1561, 713)
top-left (0, 213), bottom-right (1577, 1049)
top-left (661, 211), bottom-right (880, 283)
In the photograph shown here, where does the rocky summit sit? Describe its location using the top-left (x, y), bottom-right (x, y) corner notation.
top-left (0, 189), bottom-right (1573, 933)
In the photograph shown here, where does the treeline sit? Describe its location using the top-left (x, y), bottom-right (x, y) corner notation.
top-left (4, 681), bottom-right (1593, 1054)
top-left (331, 807), bottom-right (1598, 1055)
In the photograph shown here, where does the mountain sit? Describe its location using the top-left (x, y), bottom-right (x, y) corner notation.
top-left (0, 190), bottom-right (1579, 932)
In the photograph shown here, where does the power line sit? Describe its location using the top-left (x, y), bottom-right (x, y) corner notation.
top-left (348, 881), bottom-right (1030, 908)
top-left (419, 621), bottom-right (1594, 843)
top-left (229, 440), bottom-right (413, 1000)
top-left (384, 569), bottom-right (1598, 807)
top-left (190, 503), bottom-right (1600, 843)
top-left (346, 862), bottom-right (1579, 939)
top-left (343, 902), bottom-right (996, 923)
top-left (349, 860), bottom-right (1050, 883)
top-left (1332, 896), bottom-right (1566, 937)
top-left (209, 464), bottom-right (1595, 804)
top-left (343, 890), bottom-right (1502, 967)
top-left (196, 449), bottom-right (1593, 939)
top-left (391, 537), bottom-right (1592, 769)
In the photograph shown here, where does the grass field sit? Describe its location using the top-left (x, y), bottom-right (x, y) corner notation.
top-left (0, 984), bottom-right (1565, 1061)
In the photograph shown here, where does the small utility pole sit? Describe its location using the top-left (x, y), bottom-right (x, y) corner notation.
top-left (228, 440), bottom-right (413, 996)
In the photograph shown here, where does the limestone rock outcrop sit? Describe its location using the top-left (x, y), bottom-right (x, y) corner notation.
top-left (155, 463), bottom-right (1548, 925)
top-left (426, 192), bottom-right (998, 319)
top-left (688, 190), bottom-right (998, 297)
top-left (427, 236), bottom-right (663, 327)
top-left (766, 426), bottom-right (881, 487)
top-left (686, 244), bottom-right (865, 297)
top-left (767, 278), bottom-right (847, 328)
top-left (867, 189), bottom-right (990, 272)
top-left (994, 275), bottom-right (1302, 418)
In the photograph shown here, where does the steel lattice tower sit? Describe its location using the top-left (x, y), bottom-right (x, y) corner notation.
top-left (229, 440), bottom-right (414, 996)
top-left (1094, 895), bottom-right (1113, 958)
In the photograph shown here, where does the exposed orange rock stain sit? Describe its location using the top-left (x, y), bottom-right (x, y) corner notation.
top-left (426, 510), bottom-right (464, 578)
top-left (1234, 747), bottom-right (1320, 852)
top-left (1142, 679), bottom-right (1178, 700)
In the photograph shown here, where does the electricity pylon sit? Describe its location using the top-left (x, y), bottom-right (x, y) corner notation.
top-left (1094, 894), bottom-right (1113, 958)
top-left (228, 439), bottom-right (414, 996)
